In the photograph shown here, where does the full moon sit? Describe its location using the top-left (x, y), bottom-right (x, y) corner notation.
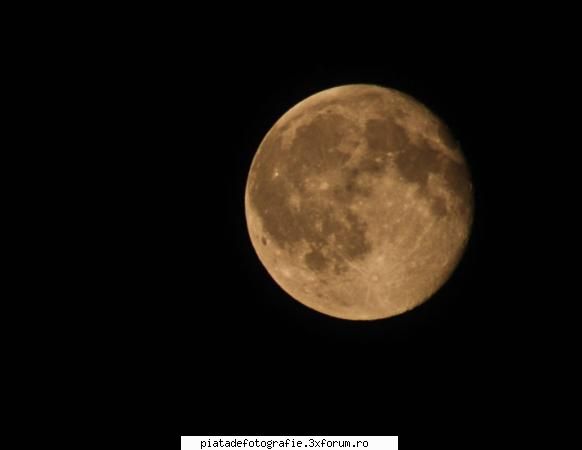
top-left (245, 84), bottom-right (473, 320)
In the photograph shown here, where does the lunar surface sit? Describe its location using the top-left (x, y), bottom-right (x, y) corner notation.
top-left (245, 84), bottom-right (473, 320)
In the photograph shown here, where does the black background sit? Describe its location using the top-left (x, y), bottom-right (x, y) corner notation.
top-left (11, 6), bottom-right (575, 446)
top-left (124, 22), bottom-right (570, 437)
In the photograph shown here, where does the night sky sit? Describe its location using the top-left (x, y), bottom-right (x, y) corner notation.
top-left (19, 6), bottom-right (571, 446)
top-left (143, 30), bottom-right (565, 438)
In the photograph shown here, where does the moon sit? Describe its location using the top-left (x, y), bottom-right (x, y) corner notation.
top-left (245, 84), bottom-right (473, 320)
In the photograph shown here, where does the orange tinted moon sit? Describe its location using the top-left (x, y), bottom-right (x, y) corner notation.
top-left (245, 84), bottom-right (473, 320)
